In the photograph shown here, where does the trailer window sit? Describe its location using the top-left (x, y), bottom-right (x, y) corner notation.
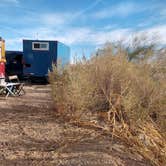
top-left (34, 43), bottom-right (40, 49)
top-left (40, 43), bottom-right (48, 49)
top-left (32, 42), bottom-right (49, 51)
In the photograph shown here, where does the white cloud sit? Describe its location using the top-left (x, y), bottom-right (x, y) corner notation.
top-left (55, 27), bottom-right (91, 44)
top-left (5, 24), bottom-right (166, 51)
top-left (143, 25), bottom-right (166, 44)
top-left (19, 27), bottom-right (91, 45)
top-left (49, 27), bottom-right (131, 46)
top-left (41, 13), bottom-right (71, 26)
top-left (38, 0), bottom-right (102, 27)
top-left (92, 2), bottom-right (142, 19)
top-left (13, 11), bottom-right (72, 29)
top-left (54, 24), bottom-right (166, 47)
top-left (72, 0), bottom-right (102, 19)
top-left (4, 9), bottom-right (166, 52)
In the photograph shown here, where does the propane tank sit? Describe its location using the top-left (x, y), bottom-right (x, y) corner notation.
top-left (0, 37), bottom-right (6, 79)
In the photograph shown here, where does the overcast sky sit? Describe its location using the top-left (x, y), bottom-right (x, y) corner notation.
top-left (0, 0), bottom-right (166, 58)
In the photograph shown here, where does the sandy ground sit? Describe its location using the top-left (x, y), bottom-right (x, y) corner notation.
top-left (0, 85), bottom-right (151, 166)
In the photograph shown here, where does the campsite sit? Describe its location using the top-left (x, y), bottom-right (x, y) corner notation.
top-left (0, 36), bottom-right (166, 166)
top-left (0, 0), bottom-right (166, 166)
top-left (0, 38), bottom-right (147, 165)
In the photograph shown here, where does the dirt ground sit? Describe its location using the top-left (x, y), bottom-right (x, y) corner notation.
top-left (0, 85), bottom-right (151, 166)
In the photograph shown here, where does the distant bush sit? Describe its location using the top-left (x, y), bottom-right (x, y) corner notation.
top-left (50, 43), bottom-right (166, 166)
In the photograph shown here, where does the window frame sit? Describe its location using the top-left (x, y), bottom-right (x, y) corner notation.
top-left (32, 42), bottom-right (49, 51)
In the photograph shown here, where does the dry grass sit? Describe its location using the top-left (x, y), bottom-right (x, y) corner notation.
top-left (50, 44), bottom-right (166, 166)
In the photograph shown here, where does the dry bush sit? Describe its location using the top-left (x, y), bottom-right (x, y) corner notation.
top-left (49, 44), bottom-right (166, 166)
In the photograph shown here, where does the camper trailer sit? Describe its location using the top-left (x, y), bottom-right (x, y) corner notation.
top-left (23, 39), bottom-right (70, 79)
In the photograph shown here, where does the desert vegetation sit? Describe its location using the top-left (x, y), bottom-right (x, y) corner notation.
top-left (50, 39), bottom-right (166, 166)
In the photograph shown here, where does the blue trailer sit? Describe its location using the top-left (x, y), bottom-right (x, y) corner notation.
top-left (23, 39), bottom-right (70, 78)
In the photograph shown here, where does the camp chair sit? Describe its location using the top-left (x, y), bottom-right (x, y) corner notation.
top-left (0, 82), bottom-right (25, 99)
top-left (9, 75), bottom-right (25, 95)
top-left (11, 82), bottom-right (25, 96)
top-left (0, 76), bottom-right (25, 99)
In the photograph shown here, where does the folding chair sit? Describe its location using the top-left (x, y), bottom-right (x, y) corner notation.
top-left (12, 82), bottom-right (25, 96)
top-left (0, 76), bottom-right (25, 98)
top-left (0, 80), bottom-right (25, 99)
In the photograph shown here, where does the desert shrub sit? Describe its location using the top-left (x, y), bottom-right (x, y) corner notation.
top-left (50, 44), bottom-right (166, 166)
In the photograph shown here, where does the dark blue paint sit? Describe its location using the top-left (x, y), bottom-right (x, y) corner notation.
top-left (23, 40), bottom-right (70, 77)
